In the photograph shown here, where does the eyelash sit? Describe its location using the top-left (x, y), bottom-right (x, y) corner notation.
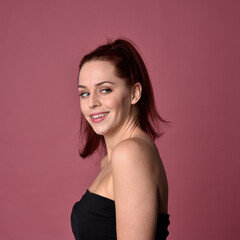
top-left (101, 88), bottom-right (112, 93)
top-left (79, 88), bottom-right (112, 97)
top-left (79, 92), bottom-right (89, 97)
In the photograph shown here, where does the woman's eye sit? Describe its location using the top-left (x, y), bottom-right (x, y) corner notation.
top-left (79, 92), bottom-right (89, 98)
top-left (101, 88), bottom-right (112, 94)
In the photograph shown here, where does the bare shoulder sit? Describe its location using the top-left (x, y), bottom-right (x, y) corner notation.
top-left (111, 137), bottom-right (157, 165)
top-left (111, 137), bottom-right (159, 191)
top-left (110, 137), bottom-right (160, 239)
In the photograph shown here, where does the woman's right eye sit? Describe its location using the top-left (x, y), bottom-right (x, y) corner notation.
top-left (79, 92), bottom-right (89, 98)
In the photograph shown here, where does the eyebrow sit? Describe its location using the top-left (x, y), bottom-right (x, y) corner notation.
top-left (78, 81), bottom-right (115, 89)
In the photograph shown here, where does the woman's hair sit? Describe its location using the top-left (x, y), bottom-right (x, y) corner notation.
top-left (78, 38), bottom-right (169, 158)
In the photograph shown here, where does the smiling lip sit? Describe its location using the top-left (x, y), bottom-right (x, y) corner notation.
top-left (89, 112), bottom-right (109, 123)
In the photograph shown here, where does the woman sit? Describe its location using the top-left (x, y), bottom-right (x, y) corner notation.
top-left (71, 39), bottom-right (170, 240)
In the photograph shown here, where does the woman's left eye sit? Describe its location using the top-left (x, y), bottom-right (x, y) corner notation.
top-left (101, 88), bottom-right (112, 93)
top-left (79, 92), bottom-right (89, 97)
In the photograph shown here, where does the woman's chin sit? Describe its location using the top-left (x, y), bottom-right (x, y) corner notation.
top-left (91, 127), bottom-right (108, 136)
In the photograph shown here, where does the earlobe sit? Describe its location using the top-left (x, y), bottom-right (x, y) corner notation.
top-left (131, 82), bottom-right (142, 104)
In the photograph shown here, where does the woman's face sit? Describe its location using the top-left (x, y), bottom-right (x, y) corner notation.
top-left (78, 60), bottom-right (134, 136)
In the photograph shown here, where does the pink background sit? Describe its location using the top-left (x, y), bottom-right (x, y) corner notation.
top-left (0, 0), bottom-right (239, 239)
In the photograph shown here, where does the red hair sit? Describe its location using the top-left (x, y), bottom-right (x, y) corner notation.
top-left (78, 38), bottom-right (169, 158)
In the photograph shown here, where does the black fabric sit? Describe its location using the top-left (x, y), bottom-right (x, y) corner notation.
top-left (71, 190), bottom-right (170, 240)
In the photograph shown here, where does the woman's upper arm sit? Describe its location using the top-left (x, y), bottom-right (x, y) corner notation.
top-left (111, 139), bottom-right (158, 240)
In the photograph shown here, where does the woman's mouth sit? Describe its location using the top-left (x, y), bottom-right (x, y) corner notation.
top-left (89, 112), bottom-right (109, 123)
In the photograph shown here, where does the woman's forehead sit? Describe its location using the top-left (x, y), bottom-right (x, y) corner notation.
top-left (78, 60), bottom-right (124, 86)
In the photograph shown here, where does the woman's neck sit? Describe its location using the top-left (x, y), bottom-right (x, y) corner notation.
top-left (104, 118), bottom-right (140, 161)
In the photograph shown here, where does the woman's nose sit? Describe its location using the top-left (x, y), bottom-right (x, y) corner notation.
top-left (88, 94), bottom-right (101, 108)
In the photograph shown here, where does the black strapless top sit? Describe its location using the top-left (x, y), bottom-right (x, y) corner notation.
top-left (71, 190), bottom-right (170, 240)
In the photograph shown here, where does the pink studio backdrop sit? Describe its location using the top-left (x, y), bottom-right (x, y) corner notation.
top-left (0, 0), bottom-right (239, 239)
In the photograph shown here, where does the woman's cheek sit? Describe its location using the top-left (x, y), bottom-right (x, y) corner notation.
top-left (103, 98), bottom-right (120, 109)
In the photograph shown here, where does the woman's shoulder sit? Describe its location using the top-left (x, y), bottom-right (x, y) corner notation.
top-left (110, 136), bottom-right (165, 239)
top-left (111, 136), bottom-right (160, 175)
top-left (113, 133), bottom-right (158, 159)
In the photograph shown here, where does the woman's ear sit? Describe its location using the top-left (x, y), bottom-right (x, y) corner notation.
top-left (131, 82), bottom-right (142, 104)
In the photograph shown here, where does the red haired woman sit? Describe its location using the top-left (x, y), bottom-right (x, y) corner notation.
top-left (71, 39), bottom-right (170, 240)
